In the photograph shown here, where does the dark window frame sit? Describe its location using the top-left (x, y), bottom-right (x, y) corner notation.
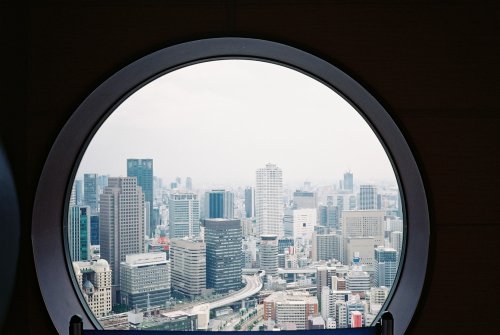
top-left (32, 38), bottom-right (430, 334)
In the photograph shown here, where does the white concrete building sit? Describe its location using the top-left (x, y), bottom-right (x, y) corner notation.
top-left (170, 238), bottom-right (206, 298)
top-left (283, 208), bottom-right (317, 243)
top-left (73, 259), bottom-right (112, 318)
top-left (256, 163), bottom-right (284, 237)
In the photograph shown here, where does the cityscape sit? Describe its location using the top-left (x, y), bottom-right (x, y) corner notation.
top-left (68, 160), bottom-right (403, 331)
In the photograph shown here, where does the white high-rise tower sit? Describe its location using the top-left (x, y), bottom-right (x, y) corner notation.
top-left (256, 163), bottom-right (284, 237)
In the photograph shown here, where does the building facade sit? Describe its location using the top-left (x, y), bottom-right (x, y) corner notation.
top-left (68, 205), bottom-right (91, 261)
top-left (120, 252), bottom-right (171, 309)
top-left (127, 159), bottom-right (154, 237)
top-left (256, 163), bottom-right (284, 237)
top-left (204, 190), bottom-right (234, 219)
top-left (168, 192), bottom-right (200, 239)
top-left (205, 219), bottom-right (243, 293)
top-left (170, 238), bottom-right (206, 298)
top-left (73, 259), bottom-right (112, 318)
top-left (99, 177), bottom-right (145, 290)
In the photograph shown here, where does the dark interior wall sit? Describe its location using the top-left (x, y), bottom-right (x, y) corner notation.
top-left (1, 1), bottom-right (499, 334)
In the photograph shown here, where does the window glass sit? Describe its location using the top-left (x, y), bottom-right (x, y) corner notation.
top-left (67, 59), bottom-right (404, 331)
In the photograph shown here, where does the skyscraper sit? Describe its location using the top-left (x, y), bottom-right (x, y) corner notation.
top-left (292, 190), bottom-right (316, 209)
top-left (260, 234), bottom-right (278, 279)
top-left (127, 159), bottom-right (154, 237)
top-left (84, 173), bottom-right (98, 214)
top-left (99, 177), bottom-right (145, 292)
top-left (68, 205), bottom-right (91, 261)
top-left (374, 246), bottom-right (398, 288)
top-left (170, 238), bottom-right (206, 298)
top-left (168, 193), bottom-right (200, 239)
top-left (358, 185), bottom-right (378, 210)
top-left (204, 189), bottom-right (234, 219)
top-left (343, 171), bottom-right (353, 193)
top-left (185, 176), bottom-right (192, 190)
top-left (205, 219), bottom-right (243, 293)
top-left (244, 187), bottom-right (255, 218)
top-left (256, 163), bottom-right (284, 237)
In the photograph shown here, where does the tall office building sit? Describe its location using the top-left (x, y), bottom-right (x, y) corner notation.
top-left (374, 246), bottom-right (398, 288)
top-left (342, 210), bottom-right (384, 247)
top-left (73, 260), bottom-right (112, 318)
top-left (346, 296), bottom-right (366, 328)
top-left (90, 215), bottom-right (99, 246)
top-left (312, 232), bottom-right (342, 262)
top-left (120, 252), bottom-right (171, 309)
top-left (204, 189), bottom-right (234, 219)
top-left (283, 208), bottom-right (317, 242)
top-left (256, 163), bottom-right (284, 237)
top-left (292, 190), bottom-right (316, 209)
top-left (127, 159), bottom-right (154, 237)
top-left (319, 204), bottom-right (340, 230)
top-left (99, 177), bottom-right (145, 290)
top-left (358, 185), bottom-right (379, 210)
top-left (84, 173), bottom-right (98, 214)
top-left (168, 193), bottom-right (200, 239)
top-left (244, 187), bottom-right (255, 218)
top-left (343, 171), bottom-right (353, 192)
top-left (390, 231), bottom-right (403, 257)
top-left (74, 179), bottom-right (83, 205)
top-left (170, 238), bottom-right (206, 298)
top-left (68, 205), bottom-right (91, 261)
top-left (185, 177), bottom-right (192, 190)
top-left (260, 234), bottom-right (278, 279)
top-left (205, 219), bottom-right (243, 293)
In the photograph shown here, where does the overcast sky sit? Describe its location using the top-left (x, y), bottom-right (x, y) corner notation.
top-left (76, 60), bottom-right (397, 188)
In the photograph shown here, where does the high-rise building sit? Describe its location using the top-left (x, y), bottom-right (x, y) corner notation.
top-left (292, 190), bottom-right (316, 209)
top-left (263, 291), bottom-right (318, 330)
top-left (358, 185), bottom-right (378, 210)
top-left (205, 219), bottom-right (243, 293)
top-left (204, 190), bottom-right (234, 219)
top-left (127, 159), bottom-right (154, 237)
top-left (390, 231), bottom-right (403, 257)
top-left (260, 234), bottom-right (278, 279)
top-left (120, 252), bottom-right (171, 309)
top-left (342, 210), bottom-right (384, 247)
top-left (74, 179), bottom-right (83, 205)
top-left (317, 266), bottom-right (337, 296)
top-left (84, 173), bottom-right (98, 214)
top-left (344, 237), bottom-right (375, 268)
top-left (244, 187), bottom-right (255, 218)
top-left (312, 232), bottom-right (342, 262)
top-left (185, 177), bottom-right (192, 190)
top-left (343, 171), bottom-right (353, 193)
top-left (99, 177), bottom-right (145, 291)
top-left (168, 193), bottom-right (200, 239)
top-left (170, 238), bottom-right (206, 298)
top-left (73, 259), bottom-right (112, 317)
top-left (256, 163), bottom-right (284, 237)
top-left (283, 208), bottom-right (317, 242)
top-left (319, 204), bottom-right (340, 230)
top-left (90, 215), bottom-right (99, 246)
top-left (374, 246), bottom-right (398, 288)
top-left (68, 205), bottom-right (91, 261)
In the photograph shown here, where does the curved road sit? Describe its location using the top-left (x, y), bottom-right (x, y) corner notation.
top-left (209, 274), bottom-right (263, 310)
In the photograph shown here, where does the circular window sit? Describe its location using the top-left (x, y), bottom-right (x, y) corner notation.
top-left (32, 38), bottom-right (429, 334)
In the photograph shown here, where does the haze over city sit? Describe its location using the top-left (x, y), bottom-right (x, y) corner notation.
top-left (76, 60), bottom-right (397, 188)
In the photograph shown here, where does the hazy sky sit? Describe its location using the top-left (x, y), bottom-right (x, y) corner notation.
top-left (76, 60), bottom-right (397, 188)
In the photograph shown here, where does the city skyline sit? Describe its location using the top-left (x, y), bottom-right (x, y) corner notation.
top-left (76, 60), bottom-right (398, 187)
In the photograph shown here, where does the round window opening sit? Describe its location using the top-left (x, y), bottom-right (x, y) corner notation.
top-left (32, 38), bottom-right (429, 334)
